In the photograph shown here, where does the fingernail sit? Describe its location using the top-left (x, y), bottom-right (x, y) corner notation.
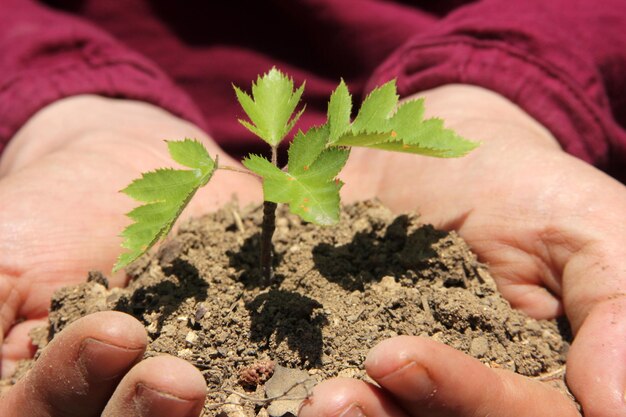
top-left (379, 361), bottom-right (436, 399)
top-left (339, 403), bottom-right (365, 417)
top-left (135, 383), bottom-right (200, 417)
top-left (79, 338), bottom-right (143, 380)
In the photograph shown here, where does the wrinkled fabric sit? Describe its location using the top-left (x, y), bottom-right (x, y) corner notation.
top-left (1, 0), bottom-right (625, 180)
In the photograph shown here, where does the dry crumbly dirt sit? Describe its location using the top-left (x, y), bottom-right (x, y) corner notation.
top-left (2, 200), bottom-right (576, 416)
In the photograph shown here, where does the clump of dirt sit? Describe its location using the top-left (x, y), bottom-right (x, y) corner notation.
top-left (3, 200), bottom-right (574, 416)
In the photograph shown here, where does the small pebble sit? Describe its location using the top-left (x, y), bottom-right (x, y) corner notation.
top-left (185, 331), bottom-right (198, 345)
top-left (470, 336), bottom-right (489, 357)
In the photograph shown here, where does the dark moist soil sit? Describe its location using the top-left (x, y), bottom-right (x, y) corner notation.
top-left (3, 200), bottom-right (576, 416)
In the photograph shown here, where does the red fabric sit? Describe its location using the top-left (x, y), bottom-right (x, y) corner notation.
top-left (1, 0), bottom-right (626, 181)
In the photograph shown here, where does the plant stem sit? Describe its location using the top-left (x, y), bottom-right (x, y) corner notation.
top-left (261, 201), bottom-right (277, 284)
top-left (260, 146), bottom-right (278, 284)
top-left (217, 165), bottom-right (258, 177)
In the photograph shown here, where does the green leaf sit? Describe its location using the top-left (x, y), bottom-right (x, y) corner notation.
top-left (351, 80), bottom-right (398, 133)
top-left (329, 84), bottom-right (478, 157)
top-left (114, 140), bottom-right (216, 272)
top-left (287, 125), bottom-right (328, 175)
top-left (241, 154), bottom-right (285, 181)
top-left (378, 116), bottom-right (478, 157)
top-left (331, 131), bottom-right (392, 147)
top-left (243, 132), bottom-right (350, 225)
top-left (167, 139), bottom-right (214, 179)
top-left (327, 79), bottom-right (352, 142)
top-left (234, 67), bottom-right (305, 146)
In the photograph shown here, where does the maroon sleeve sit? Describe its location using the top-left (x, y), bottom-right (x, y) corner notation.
top-left (368, 0), bottom-right (626, 181)
top-left (0, 0), bottom-right (207, 155)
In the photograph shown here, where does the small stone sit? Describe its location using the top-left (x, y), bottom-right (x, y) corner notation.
top-left (177, 348), bottom-right (193, 360)
top-left (194, 303), bottom-right (208, 322)
top-left (221, 394), bottom-right (246, 417)
top-left (185, 331), bottom-right (198, 345)
top-left (470, 336), bottom-right (489, 357)
top-left (157, 239), bottom-right (183, 267)
top-left (380, 275), bottom-right (397, 288)
top-left (146, 321), bottom-right (158, 335)
top-left (86, 271), bottom-right (109, 288)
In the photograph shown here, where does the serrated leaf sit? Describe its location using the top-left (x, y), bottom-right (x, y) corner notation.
top-left (298, 148), bottom-right (349, 182)
top-left (328, 79), bottom-right (352, 142)
top-left (167, 139), bottom-right (214, 174)
top-left (242, 154), bottom-right (285, 181)
top-left (114, 140), bottom-right (216, 272)
top-left (244, 139), bottom-right (349, 225)
top-left (328, 84), bottom-right (478, 157)
top-left (265, 173), bottom-right (344, 225)
top-left (234, 67), bottom-right (305, 146)
top-left (287, 125), bottom-right (329, 175)
top-left (122, 169), bottom-right (200, 202)
top-left (351, 80), bottom-right (398, 133)
top-left (331, 131), bottom-right (392, 147)
top-left (388, 98), bottom-right (425, 136)
top-left (371, 116), bottom-right (479, 157)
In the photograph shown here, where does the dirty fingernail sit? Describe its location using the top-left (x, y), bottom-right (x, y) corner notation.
top-left (339, 403), bottom-right (365, 417)
top-left (379, 361), bottom-right (436, 400)
top-left (80, 338), bottom-right (144, 380)
top-left (135, 383), bottom-right (200, 417)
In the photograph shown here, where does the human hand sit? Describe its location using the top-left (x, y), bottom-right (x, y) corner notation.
top-left (304, 84), bottom-right (626, 417)
top-left (0, 95), bottom-right (262, 415)
top-left (0, 311), bottom-right (207, 417)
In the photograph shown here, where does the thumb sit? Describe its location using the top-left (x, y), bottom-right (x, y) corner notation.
top-left (567, 296), bottom-right (626, 417)
top-left (0, 311), bottom-right (146, 417)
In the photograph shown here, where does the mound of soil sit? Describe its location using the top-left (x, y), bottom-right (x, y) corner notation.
top-left (3, 200), bottom-right (575, 416)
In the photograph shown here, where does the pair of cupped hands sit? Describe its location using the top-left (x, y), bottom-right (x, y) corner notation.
top-left (0, 84), bottom-right (624, 417)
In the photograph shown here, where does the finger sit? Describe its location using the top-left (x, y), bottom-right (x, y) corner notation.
top-left (0, 311), bottom-right (146, 417)
top-left (567, 296), bottom-right (626, 417)
top-left (102, 355), bottom-right (206, 417)
top-left (298, 377), bottom-right (409, 417)
top-left (1, 318), bottom-right (46, 377)
top-left (364, 336), bottom-right (579, 417)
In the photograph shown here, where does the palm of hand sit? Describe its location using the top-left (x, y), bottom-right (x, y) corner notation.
top-left (0, 102), bottom-right (261, 377)
top-left (334, 85), bottom-right (626, 416)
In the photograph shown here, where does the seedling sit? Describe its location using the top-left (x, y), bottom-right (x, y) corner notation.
top-left (113, 68), bottom-right (478, 283)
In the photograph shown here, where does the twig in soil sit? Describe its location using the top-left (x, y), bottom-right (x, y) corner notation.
top-left (231, 208), bottom-right (245, 233)
top-left (205, 381), bottom-right (313, 409)
top-left (294, 266), bottom-right (317, 287)
top-left (225, 387), bottom-right (310, 404)
top-left (384, 307), bottom-right (399, 319)
top-left (533, 366), bottom-right (566, 382)
top-left (225, 294), bottom-right (243, 321)
top-left (347, 307), bottom-right (365, 323)
top-left (472, 264), bottom-right (487, 284)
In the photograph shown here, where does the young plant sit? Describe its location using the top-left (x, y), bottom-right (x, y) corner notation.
top-left (113, 68), bottom-right (478, 283)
